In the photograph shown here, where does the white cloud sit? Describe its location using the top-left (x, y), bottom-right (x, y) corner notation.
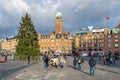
top-left (0, 0), bottom-right (120, 39)
top-left (0, 14), bottom-right (10, 28)
top-left (1, 0), bottom-right (30, 15)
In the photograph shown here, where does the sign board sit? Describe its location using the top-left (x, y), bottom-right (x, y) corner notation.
top-left (92, 29), bottom-right (104, 32)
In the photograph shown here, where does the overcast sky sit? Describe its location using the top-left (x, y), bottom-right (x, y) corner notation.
top-left (0, 0), bottom-right (120, 39)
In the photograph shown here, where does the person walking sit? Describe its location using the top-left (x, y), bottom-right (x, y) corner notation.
top-left (112, 55), bottom-right (116, 64)
top-left (73, 56), bottom-right (77, 69)
top-left (77, 56), bottom-right (84, 70)
top-left (27, 55), bottom-right (30, 64)
top-left (108, 51), bottom-right (112, 65)
top-left (88, 57), bottom-right (96, 76)
top-left (50, 56), bottom-right (54, 69)
top-left (59, 55), bottom-right (65, 68)
top-left (53, 56), bottom-right (59, 68)
top-left (43, 53), bottom-right (49, 68)
top-left (103, 55), bottom-right (106, 65)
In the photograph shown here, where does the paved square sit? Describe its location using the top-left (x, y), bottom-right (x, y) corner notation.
top-left (0, 57), bottom-right (120, 80)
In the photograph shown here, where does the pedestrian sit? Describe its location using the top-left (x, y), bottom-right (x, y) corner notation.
top-left (59, 55), bottom-right (66, 68)
top-left (102, 55), bottom-right (106, 65)
top-left (112, 55), bottom-right (116, 64)
top-left (88, 57), bottom-right (96, 76)
top-left (53, 56), bottom-right (59, 68)
top-left (77, 56), bottom-right (84, 70)
top-left (50, 56), bottom-right (54, 69)
top-left (43, 52), bottom-right (49, 68)
top-left (108, 51), bottom-right (112, 65)
top-left (73, 56), bottom-right (77, 69)
top-left (27, 55), bottom-right (30, 64)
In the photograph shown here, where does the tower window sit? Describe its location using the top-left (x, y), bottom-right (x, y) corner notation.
top-left (56, 34), bottom-right (61, 39)
top-left (64, 35), bottom-right (68, 39)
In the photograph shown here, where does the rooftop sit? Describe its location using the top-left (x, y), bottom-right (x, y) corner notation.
top-left (115, 24), bottom-right (120, 28)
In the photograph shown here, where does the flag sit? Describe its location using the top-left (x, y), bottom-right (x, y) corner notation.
top-left (106, 16), bottom-right (110, 20)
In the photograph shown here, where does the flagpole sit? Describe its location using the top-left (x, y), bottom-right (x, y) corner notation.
top-left (104, 16), bottom-right (107, 28)
top-left (105, 16), bottom-right (110, 28)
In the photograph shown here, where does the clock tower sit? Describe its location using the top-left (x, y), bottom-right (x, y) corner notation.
top-left (56, 12), bottom-right (62, 33)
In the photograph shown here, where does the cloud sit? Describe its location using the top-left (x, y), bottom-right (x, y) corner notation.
top-left (2, 0), bottom-right (30, 14)
top-left (0, 0), bottom-right (120, 39)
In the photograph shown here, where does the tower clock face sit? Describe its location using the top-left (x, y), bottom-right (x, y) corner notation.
top-left (64, 35), bottom-right (68, 39)
top-left (56, 34), bottom-right (61, 39)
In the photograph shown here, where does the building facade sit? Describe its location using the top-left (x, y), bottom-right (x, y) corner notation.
top-left (38, 12), bottom-right (73, 54)
top-left (104, 24), bottom-right (120, 54)
top-left (1, 36), bottom-right (17, 54)
top-left (1, 12), bottom-right (120, 55)
top-left (38, 32), bottom-right (72, 54)
top-left (1, 12), bottom-right (73, 55)
top-left (75, 26), bottom-right (108, 55)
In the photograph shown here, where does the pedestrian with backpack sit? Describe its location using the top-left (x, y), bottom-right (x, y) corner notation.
top-left (88, 56), bottom-right (96, 76)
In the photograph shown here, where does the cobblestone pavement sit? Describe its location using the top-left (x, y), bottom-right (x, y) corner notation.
top-left (0, 57), bottom-right (120, 80)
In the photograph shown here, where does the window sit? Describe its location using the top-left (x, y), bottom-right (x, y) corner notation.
top-left (83, 49), bottom-right (86, 51)
top-left (108, 30), bottom-right (112, 34)
top-left (94, 39), bottom-right (98, 43)
top-left (99, 48), bottom-right (103, 51)
top-left (52, 44), bottom-right (54, 47)
top-left (114, 35), bottom-right (118, 38)
top-left (81, 40), bottom-right (83, 43)
top-left (94, 44), bottom-right (98, 47)
top-left (83, 44), bottom-right (86, 47)
top-left (108, 44), bottom-right (111, 48)
top-left (79, 44), bottom-right (81, 47)
top-left (47, 36), bottom-right (50, 38)
top-left (94, 36), bottom-right (97, 39)
top-left (108, 35), bottom-right (111, 38)
top-left (99, 44), bottom-right (103, 47)
top-left (108, 39), bottom-right (111, 42)
top-left (88, 44), bottom-right (92, 47)
top-left (88, 36), bottom-right (91, 39)
top-left (115, 44), bottom-right (118, 48)
top-left (94, 49), bottom-right (97, 51)
top-left (99, 39), bottom-right (102, 42)
top-left (51, 40), bottom-right (54, 42)
top-left (56, 34), bottom-right (61, 39)
top-left (99, 35), bottom-right (103, 39)
top-left (115, 39), bottom-right (118, 42)
top-left (64, 35), bottom-right (68, 39)
top-left (88, 40), bottom-right (91, 43)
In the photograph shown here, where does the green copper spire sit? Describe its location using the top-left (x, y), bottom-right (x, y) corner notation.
top-left (56, 12), bottom-right (62, 17)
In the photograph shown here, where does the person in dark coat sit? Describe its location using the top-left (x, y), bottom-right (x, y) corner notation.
top-left (108, 51), bottom-right (112, 65)
top-left (27, 55), bottom-right (30, 64)
top-left (43, 53), bottom-right (49, 68)
top-left (89, 57), bottom-right (96, 76)
top-left (73, 56), bottom-right (77, 69)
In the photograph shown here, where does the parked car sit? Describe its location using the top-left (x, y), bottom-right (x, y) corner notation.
top-left (0, 56), bottom-right (7, 63)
